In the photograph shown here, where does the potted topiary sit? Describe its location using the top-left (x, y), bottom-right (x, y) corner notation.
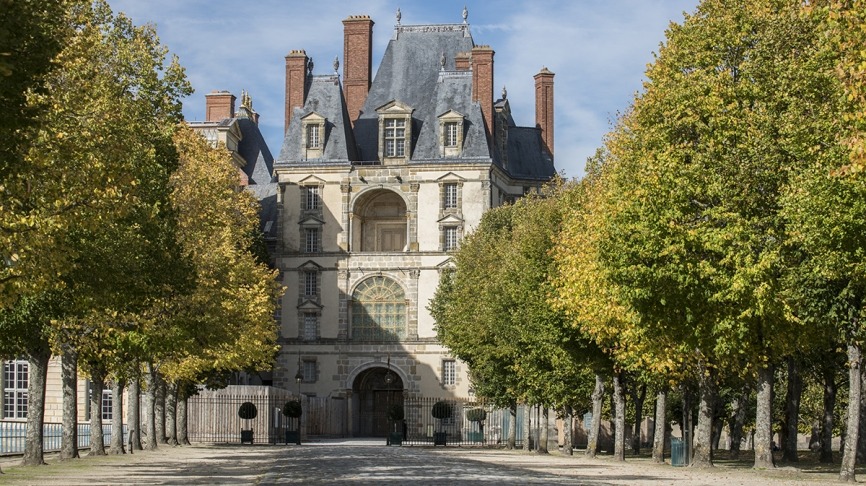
top-left (283, 400), bottom-right (302, 445)
top-left (431, 401), bottom-right (453, 446)
top-left (238, 402), bottom-right (257, 444)
top-left (386, 404), bottom-right (404, 446)
top-left (466, 408), bottom-right (487, 443)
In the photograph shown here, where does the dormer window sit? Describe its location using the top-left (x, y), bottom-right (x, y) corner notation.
top-left (384, 118), bottom-right (406, 157)
top-left (376, 100), bottom-right (414, 164)
top-left (445, 122), bottom-right (459, 147)
top-left (306, 124), bottom-right (320, 149)
top-left (301, 112), bottom-right (326, 160)
top-left (438, 110), bottom-right (465, 157)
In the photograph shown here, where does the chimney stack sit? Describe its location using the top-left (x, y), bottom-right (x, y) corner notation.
top-left (342, 15), bottom-right (374, 126)
top-left (470, 45), bottom-right (494, 142)
top-left (285, 50), bottom-right (309, 133)
top-left (205, 90), bottom-right (235, 122)
top-left (455, 52), bottom-right (470, 71)
top-left (534, 67), bottom-right (554, 157)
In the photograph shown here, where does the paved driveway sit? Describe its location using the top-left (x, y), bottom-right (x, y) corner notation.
top-left (0, 440), bottom-right (840, 485)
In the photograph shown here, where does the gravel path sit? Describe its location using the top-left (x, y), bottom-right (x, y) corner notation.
top-left (0, 440), bottom-right (845, 485)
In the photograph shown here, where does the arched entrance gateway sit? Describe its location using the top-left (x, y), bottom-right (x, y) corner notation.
top-left (352, 366), bottom-right (404, 437)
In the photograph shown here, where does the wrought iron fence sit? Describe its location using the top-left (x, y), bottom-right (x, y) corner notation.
top-left (394, 397), bottom-right (527, 447)
top-left (187, 387), bottom-right (294, 444)
top-left (0, 421), bottom-right (124, 456)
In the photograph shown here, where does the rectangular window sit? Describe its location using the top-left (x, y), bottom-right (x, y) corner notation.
top-left (3, 360), bottom-right (28, 419)
top-left (302, 360), bottom-right (317, 382)
top-left (442, 360), bottom-right (456, 386)
top-left (445, 122), bottom-right (459, 147)
top-left (444, 226), bottom-right (459, 251)
top-left (384, 118), bottom-right (406, 157)
top-left (101, 389), bottom-right (113, 420)
top-left (443, 183), bottom-right (458, 209)
top-left (306, 124), bottom-right (320, 149)
top-left (303, 313), bottom-right (317, 341)
top-left (305, 228), bottom-right (320, 253)
top-left (302, 185), bottom-right (320, 210)
top-left (304, 272), bottom-right (317, 297)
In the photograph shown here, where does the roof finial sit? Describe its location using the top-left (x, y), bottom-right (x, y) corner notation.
top-left (307, 57), bottom-right (314, 75)
top-left (396, 7), bottom-right (401, 25)
top-left (333, 56), bottom-right (340, 74)
top-left (502, 85), bottom-right (507, 100)
top-left (440, 52), bottom-right (446, 70)
top-left (462, 5), bottom-right (468, 24)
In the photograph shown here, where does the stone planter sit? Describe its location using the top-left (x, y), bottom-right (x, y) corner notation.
top-left (433, 432), bottom-right (447, 446)
top-left (388, 432), bottom-right (403, 446)
top-left (285, 430), bottom-right (301, 445)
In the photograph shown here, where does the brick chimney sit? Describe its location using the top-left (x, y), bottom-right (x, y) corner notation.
top-left (205, 90), bottom-right (235, 122)
top-left (534, 67), bottom-right (555, 157)
top-left (342, 15), bottom-right (374, 126)
top-left (471, 45), bottom-right (494, 141)
top-left (455, 52), bottom-right (470, 71)
top-left (284, 50), bottom-right (309, 133)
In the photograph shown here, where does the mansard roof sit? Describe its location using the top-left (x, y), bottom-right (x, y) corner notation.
top-left (275, 18), bottom-right (555, 181)
top-left (277, 75), bottom-right (357, 165)
top-left (353, 24), bottom-right (487, 162)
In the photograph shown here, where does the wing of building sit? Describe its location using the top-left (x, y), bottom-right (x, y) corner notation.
top-left (272, 11), bottom-right (555, 437)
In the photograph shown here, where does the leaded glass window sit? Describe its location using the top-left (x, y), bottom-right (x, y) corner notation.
top-left (351, 277), bottom-right (406, 341)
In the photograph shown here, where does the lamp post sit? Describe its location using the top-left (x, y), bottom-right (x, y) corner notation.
top-left (294, 351), bottom-right (302, 443)
top-left (384, 354), bottom-right (396, 444)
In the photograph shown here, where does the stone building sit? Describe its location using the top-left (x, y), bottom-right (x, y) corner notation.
top-left (272, 9), bottom-right (555, 437)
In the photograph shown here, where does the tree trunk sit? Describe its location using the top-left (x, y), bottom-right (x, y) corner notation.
top-left (711, 416), bottom-right (723, 452)
top-left (22, 348), bottom-right (50, 466)
top-left (586, 373), bottom-right (604, 458)
top-left (523, 403), bottom-right (531, 451)
top-left (729, 391), bottom-right (747, 458)
top-left (109, 379), bottom-right (125, 454)
top-left (782, 357), bottom-right (802, 463)
top-left (507, 402), bottom-right (516, 450)
top-left (563, 405), bottom-right (574, 456)
top-left (144, 364), bottom-right (157, 450)
top-left (692, 372), bottom-right (715, 468)
top-left (538, 407), bottom-right (549, 454)
top-left (840, 343), bottom-right (862, 483)
top-left (820, 366), bottom-right (837, 463)
top-left (166, 381), bottom-right (178, 446)
top-left (858, 368), bottom-right (866, 463)
top-left (681, 386), bottom-right (692, 465)
top-left (60, 345), bottom-right (79, 460)
top-left (613, 373), bottom-right (626, 461)
top-left (177, 392), bottom-right (190, 445)
top-left (128, 374), bottom-right (143, 451)
top-left (653, 390), bottom-right (667, 464)
top-left (155, 375), bottom-right (167, 444)
top-left (754, 365), bottom-right (775, 469)
top-left (632, 383), bottom-right (646, 455)
top-left (88, 367), bottom-right (106, 456)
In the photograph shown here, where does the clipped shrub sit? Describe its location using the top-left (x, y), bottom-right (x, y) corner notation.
top-left (283, 400), bottom-right (303, 418)
top-left (238, 402), bottom-right (258, 420)
top-left (466, 408), bottom-right (487, 423)
top-left (387, 403), bottom-right (404, 422)
top-left (431, 401), bottom-right (453, 420)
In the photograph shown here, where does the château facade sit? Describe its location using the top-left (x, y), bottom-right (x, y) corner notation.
top-left (271, 10), bottom-right (555, 437)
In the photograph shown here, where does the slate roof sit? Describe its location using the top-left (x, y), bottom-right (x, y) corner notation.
top-left (277, 75), bottom-right (357, 164)
top-left (276, 22), bottom-right (555, 180)
top-left (232, 110), bottom-right (278, 240)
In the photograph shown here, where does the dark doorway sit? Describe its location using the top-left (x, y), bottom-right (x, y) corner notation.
top-left (353, 367), bottom-right (404, 437)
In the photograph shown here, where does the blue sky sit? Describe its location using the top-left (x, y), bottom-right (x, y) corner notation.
top-left (110, 0), bottom-right (699, 179)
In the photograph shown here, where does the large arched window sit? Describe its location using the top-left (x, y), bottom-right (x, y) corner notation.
top-left (351, 277), bottom-right (406, 341)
